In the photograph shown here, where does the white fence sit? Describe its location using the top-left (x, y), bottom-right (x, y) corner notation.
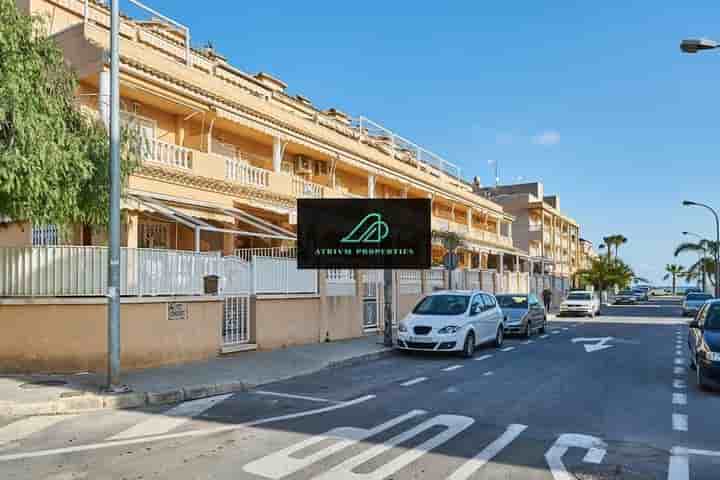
top-left (252, 257), bottom-right (318, 295)
top-left (326, 269), bottom-right (356, 297)
top-left (398, 270), bottom-right (421, 295)
top-left (235, 247), bottom-right (296, 262)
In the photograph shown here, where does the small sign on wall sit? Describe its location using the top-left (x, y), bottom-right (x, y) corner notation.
top-left (167, 302), bottom-right (187, 321)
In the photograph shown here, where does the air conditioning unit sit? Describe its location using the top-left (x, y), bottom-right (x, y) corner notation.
top-left (295, 155), bottom-right (312, 174)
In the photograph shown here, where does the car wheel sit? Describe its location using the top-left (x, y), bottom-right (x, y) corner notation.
top-left (461, 332), bottom-right (475, 358)
top-left (494, 326), bottom-right (504, 348)
top-left (697, 362), bottom-right (710, 391)
top-left (524, 322), bottom-right (532, 338)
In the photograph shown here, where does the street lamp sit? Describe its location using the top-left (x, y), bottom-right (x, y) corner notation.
top-left (682, 231), bottom-right (707, 292)
top-left (682, 201), bottom-right (720, 298)
top-left (680, 38), bottom-right (720, 54)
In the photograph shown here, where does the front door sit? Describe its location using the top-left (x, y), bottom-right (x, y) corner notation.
top-left (362, 271), bottom-right (382, 332)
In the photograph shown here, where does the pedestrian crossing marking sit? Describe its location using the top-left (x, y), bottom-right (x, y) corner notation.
top-left (0, 415), bottom-right (76, 446)
top-left (446, 424), bottom-right (527, 480)
top-left (109, 394), bottom-right (233, 440)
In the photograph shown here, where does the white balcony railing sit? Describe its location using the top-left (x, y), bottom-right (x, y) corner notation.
top-left (225, 158), bottom-right (270, 188)
top-left (235, 247), bottom-right (296, 262)
top-left (529, 223), bottom-right (542, 232)
top-left (292, 176), bottom-right (323, 198)
top-left (148, 139), bottom-right (194, 170)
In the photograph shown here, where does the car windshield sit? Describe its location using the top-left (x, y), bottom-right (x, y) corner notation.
top-left (496, 295), bottom-right (528, 308)
top-left (705, 305), bottom-right (720, 330)
top-left (413, 295), bottom-right (470, 316)
top-left (567, 293), bottom-right (591, 301)
top-left (687, 294), bottom-right (712, 301)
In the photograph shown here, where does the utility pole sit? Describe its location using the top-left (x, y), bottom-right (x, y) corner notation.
top-left (106, 0), bottom-right (123, 392)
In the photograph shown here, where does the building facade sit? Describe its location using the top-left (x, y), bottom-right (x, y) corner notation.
top-left (474, 182), bottom-right (582, 281)
top-left (0, 0), bottom-right (547, 373)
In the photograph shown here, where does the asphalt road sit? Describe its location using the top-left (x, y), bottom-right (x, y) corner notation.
top-left (1, 297), bottom-right (718, 480)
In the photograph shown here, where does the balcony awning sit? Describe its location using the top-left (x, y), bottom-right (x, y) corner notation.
top-left (126, 191), bottom-right (296, 245)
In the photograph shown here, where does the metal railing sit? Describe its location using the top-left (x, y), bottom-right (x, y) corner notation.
top-left (0, 246), bottom-right (252, 297)
top-left (292, 176), bottom-right (323, 198)
top-left (225, 158), bottom-right (270, 188)
top-left (355, 116), bottom-right (462, 179)
top-left (235, 247), bottom-right (296, 262)
top-left (327, 269), bottom-right (355, 282)
top-left (149, 139), bottom-right (194, 170)
top-left (252, 257), bottom-right (317, 295)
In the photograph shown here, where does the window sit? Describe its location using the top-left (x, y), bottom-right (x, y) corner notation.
top-left (413, 295), bottom-right (470, 316)
top-left (496, 295), bottom-right (528, 308)
top-left (121, 112), bottom-right (156, 161)
top-left (470, 295), bottom-right (483, 314)
top-left (703, 304), bottom-right (720, 330)
top-left (139, 222), bottom-right (170, 249)
top-left (482, 294), bottom-right (497, 310)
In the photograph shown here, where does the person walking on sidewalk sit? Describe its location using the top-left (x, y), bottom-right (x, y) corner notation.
top-left (542, 288), bottom-right (552, 313)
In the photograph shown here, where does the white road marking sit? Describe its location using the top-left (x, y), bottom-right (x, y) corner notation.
top-left (475, 354), bottom-right (493, 361)
top-left (482, 371), bottom-right (494, 376)
top-left (583, 447), bottom-right (606, 464)
top-left (540, 335), bottom-right (550, 339)
top-left (109, 394), bottom-right (233, 440)
top-left (562, 328), bottom-right (569, 331)
top-left (447, 424), bottom-right (527, 480)
top-left (675, 350), bottom-right (683, 356)
top-left (552, 330), bottom-right (561, 334)
top-left (674, 366), bottom-right (685, 375)
top-left (673, 446), bottom-right (720, 457)
top-left (667, 454), bottom-right (689, 480)
top-left (500, 347), bottom-right (515, 352)
top-left (400, 377), bottom-right (427, 387)
top-left (310, 414), bottom-right (475, 480)
top-left (243, 410), bottom-right (425, 479)
top-left (572, 337), bottom-right (614, 353)
top-left (252, 390), bottom-right (338, 404)
top-left (674, 358), bottom-right (685, 366)
top-left (546, 433), bottom-right (608, 480)
top-left (522, 340), bottom-right (534, 344)
top-left (0, 395), bottom-right (376, 463)
top-left (672, 393), bottom-right (687, 406)
top-left (672, 414), bottom-right (688, 432)
top-left (0, 415), bottom-right (76, 446)
top-left (673, 379), bottom-right (686, 389)
top-left (442, 365), bottom-right (463, 372)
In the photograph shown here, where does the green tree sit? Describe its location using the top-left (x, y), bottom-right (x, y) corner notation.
top-left (674, 239), bottom-right (717, 289)
top-left (0, 0), bottom-right (139, 230)
top-left (602, 234), bottom-right (628, 259)
top-left (577, 256), bottom-right (635, 292)
top-left (663, 264), bottom-right (684, 295)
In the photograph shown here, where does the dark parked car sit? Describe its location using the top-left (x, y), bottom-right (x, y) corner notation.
top-left (614, 289), bottom-right (637, 305)
top-left (688, 299), bottom-right (720, 391)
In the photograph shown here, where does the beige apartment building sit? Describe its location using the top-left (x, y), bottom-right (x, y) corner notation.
top-left (0, 0), bottom-right (540, 373)
top-left (579, 238), bottom-right (598, 270)
top-left (474, 182), bottom-right (583, 282)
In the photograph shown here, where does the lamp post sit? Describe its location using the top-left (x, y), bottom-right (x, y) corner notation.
top-left (680, 38), bottom-right (720, 54)
top-left (682, 231), bottom-right (707, 293)
top-left (682, 201), bottom-right (720, 298)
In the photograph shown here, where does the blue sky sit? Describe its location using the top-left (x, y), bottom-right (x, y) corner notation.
top-left (133, 1), bottom-right (720, 283)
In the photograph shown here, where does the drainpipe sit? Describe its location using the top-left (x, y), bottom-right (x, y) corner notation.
top-left (194, 227), bottom-right (201, 252)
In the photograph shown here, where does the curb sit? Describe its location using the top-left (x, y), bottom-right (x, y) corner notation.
top-left (0, 348), bottom-right (394, 417)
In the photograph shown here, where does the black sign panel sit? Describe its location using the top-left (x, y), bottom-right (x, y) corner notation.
top-left (297, 199), bottom-right (431, 269)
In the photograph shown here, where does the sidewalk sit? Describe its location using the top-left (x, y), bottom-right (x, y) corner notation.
top-left (0, 335), bottom-right (391, 417)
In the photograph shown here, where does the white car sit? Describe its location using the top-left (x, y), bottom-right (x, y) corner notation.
top-left (397, 290), bottom-right (505, 357)
top-left (559, 290), bottom-right (601, 318)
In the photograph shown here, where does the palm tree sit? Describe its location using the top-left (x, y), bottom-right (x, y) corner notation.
top-left (614, 235), bottom-right (628, 258)
top-left (602, 236), bottom-right (615, 258)
top-left (663, 264), bottom-right (684, 295)
top-left (578, 256), bottom-right (635, 292)
top-left (674, 239), bottom-right (718, 290)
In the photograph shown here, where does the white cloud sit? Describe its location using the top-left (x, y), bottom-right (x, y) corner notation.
top-left (532, 130), bottom-right (561, 146)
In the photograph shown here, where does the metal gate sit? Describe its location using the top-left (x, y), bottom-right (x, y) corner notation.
top-left (362, 271), bottom-right (382, 332)
top-left (220, 256), bottom-right (252, 351)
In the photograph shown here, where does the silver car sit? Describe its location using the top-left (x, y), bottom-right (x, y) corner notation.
top-left (683, 293), bottom-right (714, 317)
top-left (496, 293), bottom-right (547, 337)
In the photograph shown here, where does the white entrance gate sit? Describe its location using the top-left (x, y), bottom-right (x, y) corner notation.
top-left (362, 271), bottom-right (383, 332)
top-left (220, 256), bottom-right (253, 352)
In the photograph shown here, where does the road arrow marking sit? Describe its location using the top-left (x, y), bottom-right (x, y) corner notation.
top-left (571, 337), bottom-right (614, 353)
